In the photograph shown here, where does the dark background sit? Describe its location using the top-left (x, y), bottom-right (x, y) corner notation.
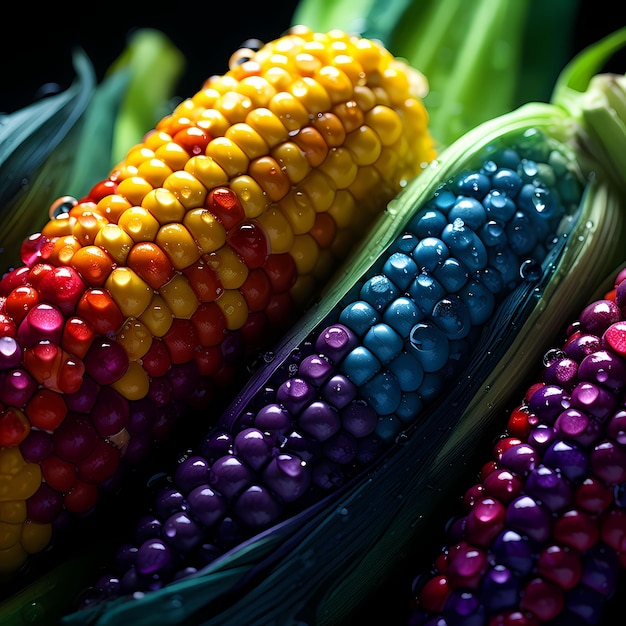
top-left (0, 0), bottom-right (624, 114)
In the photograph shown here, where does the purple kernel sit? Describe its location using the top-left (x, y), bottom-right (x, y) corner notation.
top-left (162, 512), bottom-right (201, 552)
top-left (578, 349), bottom-right (626, 390)
top-left (554, 408), bottom-right (591, 440)
top-left (174, 456), bottom-right (210, 493)
top-left (579, 299), bottom-right (622, 335)
top-left (314, 324), bottom-right (358, 363)
top-left (298, 400), bottom-right (341, 441)
top-left (91, 387), bottom-right (129, 437)
top-left (527, 384), bottom-right (568, 423)
top-left (580, 543), bottom-right (620, 596)
top-left (615, 276), bottom-right (626, 309)
top-left (283, 430), bottom-right (320, 462)
top-left (491, 529), bottom-right (535, 575)
top-left (606, 409), bottom-right (626, 444)
top-left (64, 375), bottom-right (100, 413)
top-left (134, 515), bottom-right (162, 543)
top-left (563, 333), bottom-right (601, 361)
top-left (233, 485), bottom-right (282, 527)
top-left (200, 429), bottom-right (233, 462)
top-left (136, 538), bottom-right (171, 575)
top-left (262, 453), bottom-right (310, 502)
top-left (443, 590), bottom-right (485, 625)
top-left (527, 424), bottom-right (556, 450)
top-left (499, 443), bottom-right (538, 474)
top-left (505, 495), bottom-right (552, 543)
top-left (570, 382), bottom-right (617, 420)
top-left (589, 440), bottom-right (626, 485)
top-left (525, 465), bottom-right (572, 512)
top-left (209, 455), bottom-right (254, 499)
top-left (543, 440), bottom-right (589, 482)
top-left (311, 457), bottom-right (344, 490)
top-left (479, 564), bottom-right (522, 613)
top-left (276, 377), bottom-right (316, 415)
top-left (0, 336), bottom-right (22, 370)
top-left (340, 399), bottom-right (378, 438)
top-left (26, 483), bottom-right (63, 524)
top-left (323, 431), bottom-right (357, 464)
top-left (0, 368), bottom-right (37, 407)
top-left (52, 412), bottom-right (99, 463)
top-left (564, 585), bottom-right (607, 624)
top-left (19, 429), bottom-right (53, 463)
top-left (233, 427), bottom-right (274, 471)
top-left (253, 403), bottom-right (293, 438)
top-left (298, 354), bottom-right (334, 386)
top-left (84, 337), bottom-right (130, 385)
top-left (186, 484), bottom-right (227, 527)
top-left (17, 303), bottom-right (64, 347)
top-left (168, 361), bottom-right (199, 399)
top-left (154, 487), bottom-right (188, 519)
top-left (321, 373), bottom-right (357, 409)
top-left (543, 356), bottom-right (579, 389)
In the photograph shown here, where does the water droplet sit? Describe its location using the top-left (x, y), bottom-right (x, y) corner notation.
top-left (542, 348), bottom-right (565, 367)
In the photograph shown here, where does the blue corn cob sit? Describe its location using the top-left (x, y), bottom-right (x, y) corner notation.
top-left (70, 126), bottom-right (586, 611)
top-left (408, 265), bottom-right (626, 626)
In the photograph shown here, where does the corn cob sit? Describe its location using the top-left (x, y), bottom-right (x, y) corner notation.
top-left (408, 264), bottom-right (626, 626)
top-left (0, 25), bottom-right (435, 577)
top-left (68, 122), bottom-right (588, 617)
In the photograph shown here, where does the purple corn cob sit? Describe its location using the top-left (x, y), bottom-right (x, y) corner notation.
top-left (409, 267), bottom-right (626, 625)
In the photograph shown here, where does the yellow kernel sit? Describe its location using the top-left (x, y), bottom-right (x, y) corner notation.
top-left (302, 39), bottom-right (332, 65)
top-left (115, 318), bottom-right (152, 360)
top-left (290, 126), bottom-right (329, 168)
top-left (331, 54), bottom-right (365, 87)
top-left (271, 141), bottom-right (311, 184)
top-left (326, 189), bottom-right (357, 229)
top-left (248, 156), bottom-right (291, 202)
top-left (344, 125), bottom-right (383, 166)
top-left (365, 105), bottom-right (402, 146)
top-left (245, 108), bottom-right (288, 148)
top-left (118, 207), bottom-right (160, 242)
top-left (296, 169), bottom-right (336, 213)
top-left (154, 141), bottom-right (191, 171)
top-left (289, 233), bottom-right (319, 276)
top-left (156, 223), bottom-right (201, 270)
top-left (142, 188), bottom-right (186, 224)
top-left (21, 520), bottom-right (52, 557)
top-left (294, 52), bottom-right (322, 75)
top-left (217, 91), bottom-right (253, 124)
top-left (237, 75), bottom-right (276, 108)
top-left (0, 500), bottom-right (25, 524)
top-left (112, 163), bottom-right (139, 181)
top-left (0, 447), bottom-right (41, 500)
top-left (373, 145), bottom-right (399, 180)
top-left (319, 146), bottom-right (358, 189)
top-left (116, 176), bottom-right (154, 207)
top-left (162, 170), bottom-right (207, 210)
top-left (96, 194), bottom-right (132, 223)
top-left (269, 94), bottom-right (310, 135)
top-left (314, 65), bottom-right (353, 104)
top-left (277, 188), bottom-right (316, 235)
top-left (206, 137), bottom-right (250, 178)
top-left (105, 267), bottom-right (153, 318)
top-left (94, 224), bottom-right (134, 264)
top-left (72, 211), bottom-right (109, 246)
top-left (207, 246), bottom-right (249, 290)
top-left (229, 175), bottom-right (268, 219)
top-left (0, 540), bottom-right (27, 574)
top-left (264, 66), bottom-right (294, 91)
top-left (139, 294), bottom-right (174, 337)
top-left (143, 130), bottom-right (173, 151)
top-left (41, 213), bottom-right (73, 239)
top-left (197, 108), bottom-right (231, 137)
top-left (183, 209), bottom-right (227, 254)
top-left (347, 166), bottom-right (384, 213)
top-left (354, 37), bottom-right (387, 74)
top-left (206, 74), bottom-right (240, 95)
top-left (191, 87), bottom-right (220, 110)
top-left (110, 360), bottom-right (150, 401)
top-left (382, 61), bottom-right (413, 106)
top-left (332, 100), bottom-right (365, 134)
top-left (49, 235), bottom-right (81, 265)
top-left (159, 274), bottom-right (199, 319)
top-left (289, 77), bottom-right (331, 115)
top-left (184, 155), bottom-right (229, 191)
top-left (124, 145), bottom-right (155, 168)
top-left (224, 123), bottom-right (269, 160)
top-left (137, 157), bottom-right (174, 188)
top-left (255, 205), bottom-right (294, 254)
top-left (313, 112), bottom-right (346, 148)
top-left (352, 85), bottom-right (377, 112)
top-left (215, 289), bottom-right (248, 330)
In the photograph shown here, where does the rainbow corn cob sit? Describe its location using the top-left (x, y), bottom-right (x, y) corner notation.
top-left (408, 264), bottom-right (626, 626)
top-left (0, 25), bottom-right (436, 577)
top-left (68, 123), bottom-right (589, 619)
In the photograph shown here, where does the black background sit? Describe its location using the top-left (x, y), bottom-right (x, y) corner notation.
top-left (0, 0), bottom-right (624, 113)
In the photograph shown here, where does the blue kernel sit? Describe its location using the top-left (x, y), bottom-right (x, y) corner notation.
top-left (488, 247), bottom-right (521, 290)
top-left (375, 414), bottom-right (403, 443)
top-left (395, 391), bottom-right (423, 422)
top-left (388, 232), bottom-right (419, 254)
top-left (517, 182), bottom-right (556, 218)
top-left (387, 351), bottom-right (424, 392)
top-left (441, 220), bottom-right (488, 272)
top-left (412, 237), bottom-right (449, 271)
top-left (458, 280), bottom-right (496, 325)
top-left (448, 196), bottom-right (487, 230)
top-left (505, 210), bottom-right (539, 255)
top-left (433, 257), bottom-right (469, 293)
top-left (455, 171), bottom-right (491, 199)
top-left (519, 158), bottom-right (539, 181)
top-left (339, 301), bottom-right (380, 336)
top-left (431, 295), bottom-right (472, 340)
top-left (382, 296), bottom-right (425, 336)
top-left (361, 370), bottom-right (402, 416)
top-left (478, 266), bottom-right (505, 294)
top-left (482, 189), bottom-right (516, 222)
top-left (407, 207), bottom-right (447, 238)
top-left (363, 323), bottom-right (403, 364)
top-left (360, 274), bottom-right (399, 311)
top-left (479, 220), bottom-right (507, 247)
top-left (382, 252), bottom-right (418, 291)
top-left (340, 346), bottom-right (381, 386)
top-left (488, 147), bottom-right (521, 169)
top-left (432, 188), bottom-right (456, 213)
top-left (407, 321), bottom-right (449, 372)
top-left (407, 272), bottom-right (446, 315)
top-left (491, 168), bottom-right (523, 197)
top-left (417, 372), bottom-right (444, 401)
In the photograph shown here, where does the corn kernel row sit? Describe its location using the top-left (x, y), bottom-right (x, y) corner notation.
top-left (0, 26), bottom-right (436, 576)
